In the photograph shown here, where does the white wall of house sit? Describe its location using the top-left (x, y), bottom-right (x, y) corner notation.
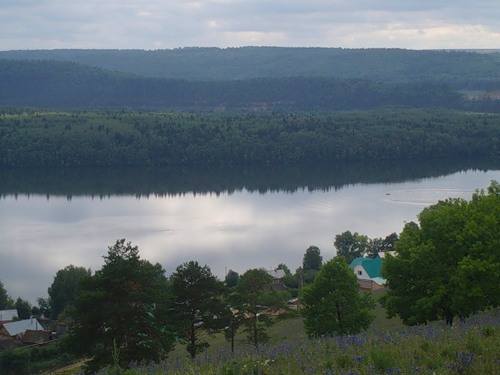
top-left (353, 265), bottom-right (370, 280)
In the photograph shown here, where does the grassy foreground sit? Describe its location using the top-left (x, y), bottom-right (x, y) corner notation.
top-left (95, 310), bottom-right (499, 375)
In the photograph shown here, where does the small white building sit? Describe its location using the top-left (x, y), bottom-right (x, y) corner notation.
top-left (349, 256), bottom-right (386, 291)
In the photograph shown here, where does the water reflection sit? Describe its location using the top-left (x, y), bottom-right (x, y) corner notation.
top-left (0, 159), bottom-right (499, 302)
top-left (1, 158), bottom-right (499, 198)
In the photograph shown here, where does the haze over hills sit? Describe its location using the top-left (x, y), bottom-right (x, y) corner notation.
top-left (2, 48), bottom-right (500, 167)
top-left (1, 48), bottom-right (500, 111)
top-left (0, 59), bottom-right (470, 110)
top-left (1, 47), bottom-right (500, 86)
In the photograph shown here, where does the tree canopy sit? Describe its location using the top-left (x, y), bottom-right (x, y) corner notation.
top-left (48, 265), bottom-right (91, 319)
top-left (2, 47), bottom-right (499, 85)
top-left (0, 281), bottom-right (13, 310)
top-left (302, 257), bottom-right (375, 336)
top-left (15, 298), bottom-right (31, 320)
top-left (334, 231), bottom-right (371, 263)
top-left (383, 181), bottom-right (500, 326)
top-left (237, 269), bottom-right (277, 348)
top-left (170, 261), bottom-right (225, 358)
top-left (224, 270), bottom-right (239, 288)
top-left (303, 246), bottom-right (323, 271)
top-left (69, 239), bottom-right (174, 373)
top-left (1, 110), bottom-right (499, 168)
top-left (367, 233), bottom-right (399, 258)
top-left (0, 60), bottom-right (480, 111)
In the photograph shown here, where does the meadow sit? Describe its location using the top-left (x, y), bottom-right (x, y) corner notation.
top-left (108, 309), bottom-right (499, 375)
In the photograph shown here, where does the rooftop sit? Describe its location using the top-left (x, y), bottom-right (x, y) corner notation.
top-left (350, 256), bottom-right (383, 279)
top-left (267, 269), bottom-right (286, 279)
top-left (2, 318), bottom-right (45, 337)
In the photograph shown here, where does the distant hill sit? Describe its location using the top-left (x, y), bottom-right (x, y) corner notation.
top-left (0, 59), bottom-right (472, 111)
top-left (1, 47), bottom-right (500, 88)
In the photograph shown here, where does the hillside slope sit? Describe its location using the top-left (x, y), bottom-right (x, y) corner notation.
top-left (0, 60), bottom-right (469, 110)
top-left (1, 47), bottom-right (500, 87)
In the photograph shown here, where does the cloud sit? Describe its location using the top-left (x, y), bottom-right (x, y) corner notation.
top-left (0, 1), bottom-right (499, 50)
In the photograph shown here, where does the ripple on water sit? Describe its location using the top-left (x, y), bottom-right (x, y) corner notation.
top-left (384, 188), bottom-right (474, 206)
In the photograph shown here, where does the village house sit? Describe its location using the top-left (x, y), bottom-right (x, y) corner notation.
top-left (349, 255), bottom-right (386, 291)
top-left (266, 269), bottom-right (287, 291)
top-left (0, 318), bottom-right (46, 341)
top-left (0, 317), bottom-right (51, 350)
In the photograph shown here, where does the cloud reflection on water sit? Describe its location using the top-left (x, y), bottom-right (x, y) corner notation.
top-left (0, 168), bottom-right (499, 302)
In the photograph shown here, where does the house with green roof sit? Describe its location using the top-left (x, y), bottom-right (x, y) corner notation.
top-left (349, 256), bottom-right (386, 290)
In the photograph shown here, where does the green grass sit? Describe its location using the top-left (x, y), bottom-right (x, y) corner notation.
top-left (56, 297), bottom-right (498, 374)
top-left (118, 309), bottom-right (499, 375)
top-left (170, 291), bottom-right (401, 360)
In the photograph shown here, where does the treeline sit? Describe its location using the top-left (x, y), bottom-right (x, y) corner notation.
top-left (1, 47), bottom-right (500, 86)
top-left (1, 110), bottom-right (499, 167)
top-left (0, 60), bottom-right (484, 111)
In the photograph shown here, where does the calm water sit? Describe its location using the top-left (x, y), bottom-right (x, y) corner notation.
top-left (1, 160), bottom-right (499, 302)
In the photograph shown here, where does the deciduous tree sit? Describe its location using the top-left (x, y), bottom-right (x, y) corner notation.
top-left (334, 231), bottom-right (370, 263)
top-left (15, 298), bottom-right (31, 320)
top-left (383, 181), bottom-right (500, 326)
top-left (303, 246), bottom-right (322, 271)
top-left (302, 257), bottom-right (375, 336)
top-left (48, 265), bottom-right (91, 319)
top-left (367, 233), bottom-right (399, 258)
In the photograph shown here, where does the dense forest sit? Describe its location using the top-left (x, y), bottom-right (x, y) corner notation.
top-left (1, 48), bottom-right (500, 166)
top-left (2, 48), bottom-right (500, 111)
top-left (2, 47), bottom-right (500, 86)
top-left (1, 110), bottom-right (499, 167)
top-left (0, 60), bottom-right (476, 111)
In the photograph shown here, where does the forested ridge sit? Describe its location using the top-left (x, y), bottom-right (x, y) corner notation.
top-left (0, 59), bottom-right (475, 111)
top-left (2, 48), bottom-right (500, 167)
top-left (3, 47), bottom-right (500, 110)
top-left (1, 109), bottom-right (499, 167)
top-left (2, 47), bottom-right (500, 86)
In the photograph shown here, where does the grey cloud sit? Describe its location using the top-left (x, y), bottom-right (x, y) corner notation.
top-left (0, 0), bottom-right (499, 49)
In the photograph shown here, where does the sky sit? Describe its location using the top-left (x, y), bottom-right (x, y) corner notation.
top-left (1, 0), bottom-right (500, 50)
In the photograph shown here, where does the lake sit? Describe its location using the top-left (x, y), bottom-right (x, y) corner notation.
top-left (1, 159), bottom-right (499, 302)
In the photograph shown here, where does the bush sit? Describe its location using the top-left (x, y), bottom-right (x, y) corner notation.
top-left (481, 326), bottom-right (495, 337)
top-left (0, 348), bottom-right (31, 375)
top-left (0, 342), bottom-right (76, 375)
